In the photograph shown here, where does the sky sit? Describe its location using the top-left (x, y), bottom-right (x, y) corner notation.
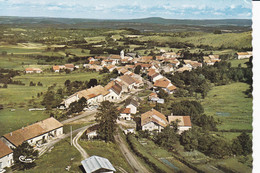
top-left (0, 0), bottom-right (252, 19)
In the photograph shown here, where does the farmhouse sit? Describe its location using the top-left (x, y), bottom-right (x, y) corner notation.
top-left (141, 109), bottom-right (168, 132)
top-left (25, 68), bottom-right (43, 73)
top-left (62, 85), bottom-right (110, 108)
top-left (65, 64), bottom-right (75, 71)
top-left (81, 156), bottom-right (116, 173)
top-left (0, 140), bottom-right (13, 171)
top-left (168, 115), bottom-right (192, 134)
top-left (1, 117), bottom-right (63, 148)
top-left (236, 52), bottom-right (252, 59)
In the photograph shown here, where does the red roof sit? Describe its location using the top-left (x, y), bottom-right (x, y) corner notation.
top-left (0, 140), bottom-right (13, 158)
top-left (121, 108), bottom-right (131, 114)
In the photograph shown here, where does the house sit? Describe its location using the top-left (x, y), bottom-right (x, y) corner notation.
top-left (184, 60), bottom-right (202, 69)
top-left (236, 52), bottom-right (252, 59)
top-left (161, 64), bottom-right (174, 73)
top-left (25, 68), bottom-right (43, 74)
top-left (168, 115), bottom-right (192, 134)
top-left (203, 55), bottom-right (221, 66)
top-left (119, 108), bottom-right (131, 120)
top-left (0, 140), bottom-right (13, 171)
top-left (1, 117), bottom-right (63, 148)
top-left (65, 64), bottom-right (75, 71)
top-left (53, 66), bottom-right (60, 72)
top-left (141, 109), bottom-right (168, 132)
top-left (105, 81), bottom-right (123, 102)
top-left (151, 73), bottom-right (164, 82)
top-left (81, 156), bottom-right (116, 173)
top-left (176, 66), bottom-right (192, 73)
top-left (116, 74), bottom-right (136, 91)
top-left (109, 54), bottom-right (121, 64)
top-left (125, 98), bottom-right (139, 114)
top-left (89, 65), bottom-right (103, 72)
top-left (153, 78), bottom-right (177, 94)
top-left (162, 52), bottom-right (179, 58)
top-left (62, 85), bottom-right (110, 108)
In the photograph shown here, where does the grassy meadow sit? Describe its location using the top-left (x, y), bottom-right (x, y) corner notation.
top-left (202, 82), bottom-right (252, 132)
top-left (22, 138), bottom-right (82, 173)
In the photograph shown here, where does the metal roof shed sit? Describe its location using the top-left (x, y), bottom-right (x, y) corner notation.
top-left (81, 156), bottom-right (116, 173)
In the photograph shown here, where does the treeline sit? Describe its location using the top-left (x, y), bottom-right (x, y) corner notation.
top-left (165, 59), bottom-right (252, 98)
top-left (0, 68), bottom-right (24, 86)
top-left (180, 128), bottom-right (252, 159)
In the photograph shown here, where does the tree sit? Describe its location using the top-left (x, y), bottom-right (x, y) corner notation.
top-left (95, 101), bottom-right (119, 142)
top-left (180, 129), bottom-right (198, 151)
top-left (64, 80), bottom-right (71, 87)
top-left (29, 81), bottom-right (35, 86)
top-left (232, 132), bottom-right (252, 156)
top-left (153, 124), bottom-right (178, 150)
top-left (134, 65), bottom-right (141, 74)
top-left (67, 97), bottom-right (87, 115)
top-left (12, 142), bottom-right (38, 170)
top-left (100, 67), bottom-right (109, 74)
top-left (87, 78), bottom-right (98, 88)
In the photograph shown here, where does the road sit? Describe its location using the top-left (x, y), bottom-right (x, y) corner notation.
top-left (114, 132), bottom-right (151, 173)
top-left (38, 124), bottom-right (95, 157)
top-left (72, 127), bottom-right (89, 159)
top-left (61, 110), bottom-right (97, 124)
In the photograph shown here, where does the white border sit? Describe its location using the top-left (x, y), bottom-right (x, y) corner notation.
top-left (253, 1), bottom-right (260, 173)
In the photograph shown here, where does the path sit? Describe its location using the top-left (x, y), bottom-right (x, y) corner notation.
top-left (38, 124), bottom-right (95, 156)
top-left (114, 132), bottom-right (151, 173)
top-left (72, 128), bottom-right (89, 159)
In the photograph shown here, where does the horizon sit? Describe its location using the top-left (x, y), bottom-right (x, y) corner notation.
top-left (0, 0), bottom-right (252, 20)
top-left (0, 16), bottom-right (252, 21)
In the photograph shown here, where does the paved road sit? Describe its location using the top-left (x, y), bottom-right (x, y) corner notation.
top-left (72, 127), bottom-right (89, 159)
top-left (114, 132), bottom-right (151, 173)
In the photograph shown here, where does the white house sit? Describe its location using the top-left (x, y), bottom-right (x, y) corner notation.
top-left (105, 81), bottom-right (122, 102)
top-left (81, 156), bottom-right (116, 173)
top-left (236, 52), bottom-right (252, 59)
top-left (151, 73), bottom-right (164, 82)
top-left (125, 99), bottom-right (139, 114)
top-left (1, 117), bottom-right (63, 148)
top-left (119, 108), bottom-right (131, 120)
top-left (116, 74), bottom-right (136, 91)
top-left (168, 115), bottom-right (192, 134)
top-left (141, 109), bottom-right (168, 132)
top-left (25, 68), bottom-right (43, 74)
top-left (62, 85), bottom-right (110, 108)
top-left (0, 140), bottom-right (13, 171)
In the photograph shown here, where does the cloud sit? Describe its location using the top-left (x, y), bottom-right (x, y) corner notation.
top-left (47, 6), bottom-right (61, 11)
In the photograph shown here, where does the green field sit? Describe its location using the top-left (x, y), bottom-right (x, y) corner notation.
top-left (0, 72), bottom-right (105, 106)
top-left (138, 31), bottom-right (252, 49)
top-left (0, 108), bottom-right (49, 136)
top-left (79, 140), bottom-right (134, 173)
top-left (202, 82), bottom-right (252, 131)
top-left (22, 138), bottom-right (82, 173)
top-left (228, 59), bottom-right (249, 68)
top-left (129, 136), bottom-right (196, 173)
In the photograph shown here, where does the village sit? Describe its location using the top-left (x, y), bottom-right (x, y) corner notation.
top-left (0, 45), bottom-right (253, 173)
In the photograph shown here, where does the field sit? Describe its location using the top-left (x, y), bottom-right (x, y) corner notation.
top-left (0, 108), bottom-right (49, 136)
top-left (202, 82), bottom-right (252, 132)
top-left (138, 31), bottom-right (252, 49)
top-left (128, 136), bottom-right (196, 173)
top-left (21, 138), bottom-right (82, 173)
top-left (79, 140), bottom-right (134, 173)
top-left (228, 58), bottom-right (249, 68)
